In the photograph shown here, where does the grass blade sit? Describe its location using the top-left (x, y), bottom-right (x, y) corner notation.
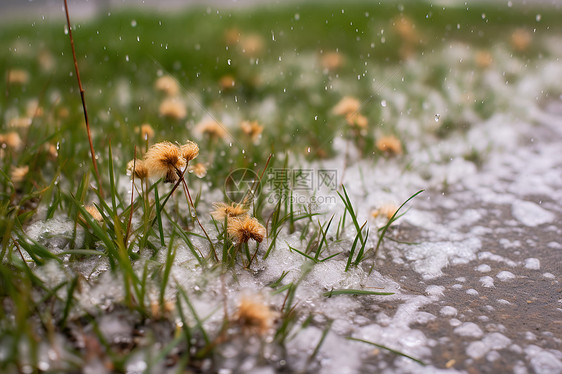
top-left (346, 337), bottom-right (426, 366)
top-left (323, 289), bottom-right (394, 297)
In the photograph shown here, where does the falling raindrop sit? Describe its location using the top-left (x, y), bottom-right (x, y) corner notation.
top-left (227, 59), bottom-right (231, 65)
top-left (381, 100), bottom-right (387, 107)
top-left (131, 19), bottom-right (137, 27)
top-left (536, 14), bottom-right (541, 22)
top-left (435, 114), bottom-right (441, 122)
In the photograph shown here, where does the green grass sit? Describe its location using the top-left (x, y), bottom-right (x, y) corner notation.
top-left (0, 1), bottom-right (561, 372)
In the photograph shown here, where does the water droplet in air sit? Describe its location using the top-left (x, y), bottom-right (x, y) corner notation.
top-left (131, 20), bottom-right (137, 27)
top-left (227, 59), bottom-right (231, 65)
top-left (125, 55), bottom-right (129, 62)
top-left (435, 114), bottom-right (441, 122)
top-left (536, 14), bottom-right (541, 22)
top-left (381, 100), bottom-right (387, 107)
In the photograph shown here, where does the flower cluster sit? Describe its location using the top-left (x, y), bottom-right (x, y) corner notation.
top-left (332, 96), bottom-right (368, 130)
top-left (211, 202), bottom-right (266, 244)
top-left (234, 295), bottom-right (276, 336)
top-left (127, 140), bottom-right (199, 183)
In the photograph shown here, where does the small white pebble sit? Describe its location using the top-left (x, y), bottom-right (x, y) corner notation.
top-left (452, 284), bottom-right (463, 289)
top-left (497, 299), bottom-right (512, 305)
top-left (466, 288), bottom-right (479, 295)
top-left (543, 272), bottom-right (555, 279)
top-left (496, 271), bottom-right (515, 281)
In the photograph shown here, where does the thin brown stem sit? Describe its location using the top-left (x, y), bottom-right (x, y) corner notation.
top-left (124, 147), bottom-right (137, 246)
top-left (176, 166), bottom-right (218, 261)
top-left (63, 0), bottom-right (103, 198)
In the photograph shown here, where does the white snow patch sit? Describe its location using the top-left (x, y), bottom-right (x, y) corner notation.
top-left (525, 345), bottom-right (562, 374)
top-left (439, 306), bottom-right (458, 317)
top-left (425, 285), bottom-right (445, 298)
top-left (404, 238), bottom-right (481, 279)
top-left (479, 276), bottom-right (495, 288)
top-left (466, 333), bottom-right (511, 359)
top-left (453, 322), bottom-right (483, 338)
top-left (475, 264), bottom-right (491, 273)
top-left (478, 252), bottom-right (517, 267)
top-left (496, 271), bottom-right (516, 281)
top-left (511, 200), bottom-right (555, 227)
top-left (524, 258), bottom-right (541, 270)
top-left (449, 318), bottom-right (462, 327)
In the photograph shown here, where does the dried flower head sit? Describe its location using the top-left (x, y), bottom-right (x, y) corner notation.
top-left (211, 202), bottom-right (249, 221)
top-left (332, 96), bottom-right (361, 116)
top-left (188, 163), bottom-right (207, 178)
top-left (376, 135), bottom-right (403, 155)
top-left (8, 69), bottom-right (29, 85)
top-left (38, 50), bottom-right (55, 73)
top-left (0, 132), bottom-right (23, 150)
top-left (345, 112), bottom-right (368, 129)
top-left (8, 117), bottom-right (32, 129)
top-left (159, 98), bottom-right (187, 119)
top-left (57, 107), bottom-right (70, 119)
top-left (196, 118), bottom-right (227, 140)
top-left (224, 28), bottom-right (241, 45)
top-left (46, 144), bottom-right (58, 159)
top-left (85, 204), bottom-right (103, 222)
top-left (228, 216), bottom-right (266, 244)
top-left (180, 140), bottom-right (199, 162)
top-left (511, 28), bottom-right (532, 52)
top-left (26, 100), bottom-right (43, 118)
top-left (150, 299), bottom-right (175, 319)
top-left (240, 34), bottom-right (264, 57)
top-left (235, 295), bottom-right (276, 336)
top-left (155, 75), bottom-right (180, 97)
top-left (371, 204), bottom-right (398, 220)
top-left (474, 50), bottom-right (493, 68)
top-left (393, 16), bottom-right (418, 44)
top-left (127, 159), bottom-right (149, 180)
top-left (11, 166), bottom-right (28, 185)
top-left (143, 141), bottom-right (186, 183)
top-left (320, 51), bottom-right (345, 71)
top-left (220, 75), bottom-right (236, 90)
top-left (135, 123), bottom-right (155, 141)
top-left (240, 120), bottom-right (264, 142)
